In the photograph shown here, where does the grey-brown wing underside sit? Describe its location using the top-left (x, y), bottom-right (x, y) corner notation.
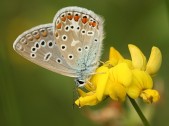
top-left (13, 23), bottom-right (78, 77)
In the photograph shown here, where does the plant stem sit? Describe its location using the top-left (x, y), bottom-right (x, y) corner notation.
top-left (128, 96), bottom-right (150, 126)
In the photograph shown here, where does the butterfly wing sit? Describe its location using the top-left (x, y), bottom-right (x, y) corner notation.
top-left (13, 23), bottom-right (78, 77)
top-left (53, 7), bottom-right (104, 71)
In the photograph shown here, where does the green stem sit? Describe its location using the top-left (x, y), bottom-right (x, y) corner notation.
top-left (128, 96), bottom-right (150, 126)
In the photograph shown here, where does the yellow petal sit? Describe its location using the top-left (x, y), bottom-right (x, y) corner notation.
top-left (128, 44), bottom-right (147, 70)
top-left (109, 63), bottom-right (132, 87)
top-left (109, 47), bottom-right (124, 66)
top-left (77, 88), bottom-right (87, 97)
top-left (146, 46), bottom-right (162, 75)
top-left (127, 70), bottom-right (153, 99)
top-left (84, 83), bottom-right (96, 91)
top-left (94, 66), bottom-right (109, 101)
top-left (124, 59), bottom-right (133, 69)
top-left (134, 70), bottom-right (153, 89)
top-left (140, 89), bottom-right (160, 103)
top-left (126, 77), bottom-right (142, 99)
top-left (75, 93), bottom-right (99, 107)
top-left (108, 81), bottom-right (126, 101)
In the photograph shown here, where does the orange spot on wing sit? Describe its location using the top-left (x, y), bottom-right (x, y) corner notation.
top-left (74, 15), bottom-right (80, 21)
top-left (56, 23), bottom-right (62, 29)
top-left (41, 31), bottom-right (47, 37)
top-left (67, 15), bottom-right (73, 20)
top-left (55, 31), bottom-right (59, 37)
top-left (82, 17), bottom-right (88, 24)
top-left (92, 21), bottom-right (97, 27)
top-left (27, 35), bottom-right (34, 41)
top-left (35, 34), bottom-right (40, 39)
top-left (89, 22), bottom-right (93, 26)
top-left (61, 16), bottom-right (66, 22)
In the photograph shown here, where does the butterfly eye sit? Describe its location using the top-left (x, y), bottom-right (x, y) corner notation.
top-left (77, 80), bottom-right (84, 85)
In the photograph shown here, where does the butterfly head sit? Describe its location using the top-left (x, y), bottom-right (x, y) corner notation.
top-left (75, 78), bottom-right (86, 87)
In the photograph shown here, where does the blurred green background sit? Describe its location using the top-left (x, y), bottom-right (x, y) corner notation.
top-left (0, 0), bottom-right (168, 126)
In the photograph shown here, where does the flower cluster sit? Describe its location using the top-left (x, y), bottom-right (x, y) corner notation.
top-left (75, 44), bottom-right (162, 107)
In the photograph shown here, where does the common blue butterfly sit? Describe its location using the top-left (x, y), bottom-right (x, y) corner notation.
top-left (13, 6), bottom-right (104, 87)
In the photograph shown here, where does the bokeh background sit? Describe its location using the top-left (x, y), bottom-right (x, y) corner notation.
top-left (0, 0), bottom-right (168, 126)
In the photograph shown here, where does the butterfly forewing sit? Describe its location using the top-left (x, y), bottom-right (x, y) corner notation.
top-left (13, 24), bottom-right (78, 77)
top-left (53, 7), bottom-right (104, 70)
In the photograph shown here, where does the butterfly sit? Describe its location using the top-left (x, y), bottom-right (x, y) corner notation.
top-left (13, 6), bottom-right (104, 87)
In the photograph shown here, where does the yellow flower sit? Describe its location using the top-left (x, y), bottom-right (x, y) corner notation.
top-left (75, 63), bottom-right (132, 107)
top-left (75, 44), bottom-right (162, 107)
top-left (146, 46), bottom-right (162, 76)
top-left (105, 63), bottom-right (132, 101)
top-left (75, 89), bottom-right (99, 107)
top-left (128, 44), bottom-right (162, 74)
top-left (126, 45), bottom-right (162, 102)
top-left (140, 89), bottom-right (160, 103)
top-left (126, 69), bottom-right (153, 99)
top-left (75, 66), bottom-right (109, 107)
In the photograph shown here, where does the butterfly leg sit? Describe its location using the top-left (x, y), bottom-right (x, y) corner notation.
top-left (72, 84), bottom-right (81, 108)
top-left (99, 60), bottom-right (105, 65)
top-left (90, 71), bottom-right (106, 76)
top-left (86, 80), bottom-right (95, 90)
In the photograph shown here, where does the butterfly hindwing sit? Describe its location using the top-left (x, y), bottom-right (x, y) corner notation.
top-left (13, 23), bottom-right (78, 77)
